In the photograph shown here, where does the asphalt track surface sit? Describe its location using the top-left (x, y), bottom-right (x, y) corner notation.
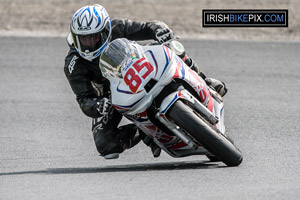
top-left (1, 37), bottom-right (300, 200)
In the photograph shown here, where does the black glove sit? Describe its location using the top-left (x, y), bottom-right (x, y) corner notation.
top-left (96, 97), bottom-right (112, 115)
top-left (155, 28), bottom-right (174, 44)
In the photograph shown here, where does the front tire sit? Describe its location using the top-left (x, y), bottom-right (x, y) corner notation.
top-left (167, 100), bottom-right (243, 166)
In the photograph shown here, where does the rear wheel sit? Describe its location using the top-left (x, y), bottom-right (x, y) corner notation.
top-left (167, 100), bottom-right (243, 166)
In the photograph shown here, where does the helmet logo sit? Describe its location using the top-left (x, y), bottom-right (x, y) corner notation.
top-left (77, 9), bottom-right (93, 31)
top-left (78, 26), bottom-right (91, 30)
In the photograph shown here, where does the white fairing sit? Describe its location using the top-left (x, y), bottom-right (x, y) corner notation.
top-left (109, 44), bottom-right (176, 114)
top-left (211, 90), bottom-right (226, 134)
top-left (107, 40), bottom-right (225, 156)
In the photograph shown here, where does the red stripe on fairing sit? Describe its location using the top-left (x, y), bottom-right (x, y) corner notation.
top-left (113, 105), bottom-right (129, 110)
top-left (178, 90), bottom-right (184, 98)
top-left (169, 141), bottom-right (187, 149)
top-left (173, 57), bottom-right (184, 79)
top-left (165, 46), bottom-right (171, 61)
top-left (174, 66), bottom-right (179, 78)
top-left (146, 125), bottom-right (157, 131)
top-left (157, 138), bottom-right (171, 143)
top-left (199, 85), bottom-right (207, 103)
top-left (206, 92), bottom-right (214, 113)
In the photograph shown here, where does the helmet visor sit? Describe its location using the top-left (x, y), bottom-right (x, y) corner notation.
top-left (76, 22), bottom-right (110, 53)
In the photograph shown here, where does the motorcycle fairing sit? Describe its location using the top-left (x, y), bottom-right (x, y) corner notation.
top-left (109, 42), bottom-right (223, 154)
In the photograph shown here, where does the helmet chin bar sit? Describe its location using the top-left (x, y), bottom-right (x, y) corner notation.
top-left (76, 49), bottom-right (94, 61)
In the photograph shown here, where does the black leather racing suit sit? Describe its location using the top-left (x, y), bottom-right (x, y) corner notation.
top-left (64, 19), bottom-right (171, 156)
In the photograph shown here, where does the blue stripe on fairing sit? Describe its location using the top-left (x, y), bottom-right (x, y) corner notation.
top-left (116, 81), bottom-right (143, 95)
top-left (116, 85), bottom-right (134, 94)
top-left (145, 50), bottom-right (158, 76)
top-left (175, 56), bottom-right (185, 79)
top-left (220, 106), bottom-right (224, 121)
top-left (161, 94), bottom-right (178, 114)
top-left (181, 62), bottom-right (185, 79)
top-left (219, 106), bottom-right (224, 132)
top-left (125, 114), bottom-right (148, 122)
top-left (160, 47), bottom-right (170, 78)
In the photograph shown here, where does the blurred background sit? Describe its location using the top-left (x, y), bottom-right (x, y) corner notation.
top-left (0, 0), bottom-right (299, 41)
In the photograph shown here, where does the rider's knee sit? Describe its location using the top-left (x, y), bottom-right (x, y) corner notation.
top-left (93, 128), bottom-right (123, 156)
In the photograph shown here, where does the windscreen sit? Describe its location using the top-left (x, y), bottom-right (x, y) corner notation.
top-left (100, 38), bottom-right (136, 78)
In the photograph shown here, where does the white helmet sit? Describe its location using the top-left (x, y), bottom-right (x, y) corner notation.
top-left (70, 4), bottom-right (112, 61)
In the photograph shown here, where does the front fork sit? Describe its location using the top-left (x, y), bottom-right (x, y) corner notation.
top-left (156, 89), bottom-right (219, 149)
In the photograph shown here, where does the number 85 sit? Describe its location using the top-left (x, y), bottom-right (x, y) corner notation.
top-left (124, 57), bottom-right (154, 93)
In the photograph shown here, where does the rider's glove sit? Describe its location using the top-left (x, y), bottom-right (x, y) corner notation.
top-left (96, 97), bottom-right (112, 115)
top-left (155, 28), bottom-right (174, 44)
top-left (205, 78), bottom-right (228, 97)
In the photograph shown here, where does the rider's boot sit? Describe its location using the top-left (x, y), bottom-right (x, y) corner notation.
top-left (121, 127), bottom-right (162, 158)
top-left (118, 124), bottom-right (142, 151)
top-left (142, 135), bottom-right (161, 157)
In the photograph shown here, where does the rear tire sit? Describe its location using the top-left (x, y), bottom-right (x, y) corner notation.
top-left (167, 100), bottom-right (243, 166)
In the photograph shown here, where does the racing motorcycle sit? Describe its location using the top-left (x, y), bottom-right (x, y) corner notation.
top-left (99, 38), bottom-right (243, 166)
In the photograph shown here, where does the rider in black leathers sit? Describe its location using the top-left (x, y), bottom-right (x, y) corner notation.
top-left (64, 4), bottom-right (227, 159)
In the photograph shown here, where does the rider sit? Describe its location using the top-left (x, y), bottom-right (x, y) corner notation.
top-left (64, 4), bottom-right (227, 159)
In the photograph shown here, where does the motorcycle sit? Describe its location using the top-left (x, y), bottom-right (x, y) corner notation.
top-left (99, 38), bottom-right (243, 166)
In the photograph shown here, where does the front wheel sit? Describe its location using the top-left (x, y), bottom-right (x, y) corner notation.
top-left (167, 100), bottom-right (243, 166)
